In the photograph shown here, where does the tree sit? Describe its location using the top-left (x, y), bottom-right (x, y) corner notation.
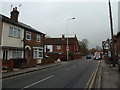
top-left (89, 48), bottom-right (97, 55)
top-left (79, 39), bottom-right (89, 56)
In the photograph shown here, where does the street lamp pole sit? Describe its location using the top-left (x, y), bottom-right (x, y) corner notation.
top-left (66, 17), bottom-right (75, 61)
top-left (108, 0), bottom-right (115, 67)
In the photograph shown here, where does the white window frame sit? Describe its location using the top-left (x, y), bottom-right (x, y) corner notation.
top-left (36, 34), bottom-right (41, 42)
top-left (12, 50), bottom-right (22, 59)
top-left (26, 31), bottom-right (31, 40)
top-left (9, 26), bottom-right (21, 38)
top-left (33, 47), bottom-right (43, 59)
top-left (57, 46), bottom-right (61, 50)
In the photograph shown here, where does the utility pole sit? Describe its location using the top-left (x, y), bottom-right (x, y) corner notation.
top-left (108, 0), bottom-right (115, 67)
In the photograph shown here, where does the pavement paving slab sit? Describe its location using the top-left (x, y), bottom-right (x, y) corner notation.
top-left (101, 60), bottom-right (120, 88)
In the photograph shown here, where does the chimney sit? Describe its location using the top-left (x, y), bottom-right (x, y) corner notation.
top-left (62, 34), bottom-right (65, 38)
top-left (10, 7), bottom-right (19, 22)
top-left (75, 34), bottom-right (77, 38)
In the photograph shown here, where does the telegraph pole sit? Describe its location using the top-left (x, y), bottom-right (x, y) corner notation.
top-left (108, 0), bottom-right (115, 67)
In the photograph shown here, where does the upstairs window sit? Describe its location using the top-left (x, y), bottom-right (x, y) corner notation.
top-left (26, 31), bottom-right (31, 40)
top-left (9, 26), bottom-right (21, 38)
top-left (36, 34), bottom-right (41, 42)
top-left (57, 46), bottom-right (61, 50)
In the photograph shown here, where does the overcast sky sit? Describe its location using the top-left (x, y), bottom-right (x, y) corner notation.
top-left (1, 0), bottom-right (119, 49)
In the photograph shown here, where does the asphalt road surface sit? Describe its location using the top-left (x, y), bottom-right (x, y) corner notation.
top-left (2, 58), bottom-right (99, 89)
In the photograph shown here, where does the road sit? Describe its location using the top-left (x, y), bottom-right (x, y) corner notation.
top-left (2, 58), bottom-right (99, 89)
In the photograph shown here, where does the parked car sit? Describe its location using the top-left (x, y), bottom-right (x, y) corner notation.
top-left (86, 55), bottom-right (92, 59)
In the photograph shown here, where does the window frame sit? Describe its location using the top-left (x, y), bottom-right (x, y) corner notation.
top-left (57, 46), bottom-right (61, 50)
top-left (9, 26), bottom-right (21, 38)
top-left (36, 34), bottom-right (41, 42)
top-left (26, 31), bottom-right (31, 40)
top-left (33, 47), bottom-right (43, 59)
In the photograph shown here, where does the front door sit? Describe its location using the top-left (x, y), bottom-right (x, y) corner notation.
top-left (25, 50), bottom-right (29, 59)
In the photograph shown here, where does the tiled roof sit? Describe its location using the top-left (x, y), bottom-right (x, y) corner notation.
top-left (0, 14), bottom-right (45, 35)
top-left (45, 38), bottom-right (78, 45)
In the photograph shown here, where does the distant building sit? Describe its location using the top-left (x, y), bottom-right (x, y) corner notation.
top-left (44, 34), bottom-right (80, 60)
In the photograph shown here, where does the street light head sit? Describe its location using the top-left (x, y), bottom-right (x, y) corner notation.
top-left (72, 18), bottom-right (75, 19)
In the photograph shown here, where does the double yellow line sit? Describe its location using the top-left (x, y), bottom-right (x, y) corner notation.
top-left (85, 61), bottom-right (101, 89)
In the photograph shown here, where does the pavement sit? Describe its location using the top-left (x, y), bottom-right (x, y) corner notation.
top-left (2, 62), bottom-right (61, 79)
top-left (95, 60), bottom-right (120, 88)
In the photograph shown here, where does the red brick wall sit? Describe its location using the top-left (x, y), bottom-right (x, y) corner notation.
top-left (116, 33), bottom-right (120, 58)
top-left (73, 54), bottom-right (81, 60)
top-left (53, 45), bottom-right (75, 53)
top-left (25, 31), bottom-right (44, 47)
top-left (2, 59), bottom-right (13, 69)
top-left (114, 33), bottom-right (120, 60)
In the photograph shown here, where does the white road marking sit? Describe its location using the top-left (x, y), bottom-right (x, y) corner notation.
top-left (20, 75), bottom-right (54, 89)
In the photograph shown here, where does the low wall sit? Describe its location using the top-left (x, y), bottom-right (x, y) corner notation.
top-left (41, 58), bottom-right (55, 65)
top-left (46, 54), bottom-right (69, 61)
top-left (13, 58), bottom-right (37, 69)
top-left (73, 54), bottom-right (81, 60)
top-left (20, 60), bottom-right (37, 69)
top-left (2, 59), bottom-right (13, 70)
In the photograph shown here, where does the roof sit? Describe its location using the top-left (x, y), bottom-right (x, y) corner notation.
top-left (45, 37), bottom-right (78, 45)
top-left (0, 14), bottom-right (45, 35)
top-left (116, 31), bottom-right (120, 37)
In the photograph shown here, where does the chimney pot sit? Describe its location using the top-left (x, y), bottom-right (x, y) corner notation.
top-left (10, 7), bottom-right (19, 22)
top-left (62, 34), bottom-right (65, 38)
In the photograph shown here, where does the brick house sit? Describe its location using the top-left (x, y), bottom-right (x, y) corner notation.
top-left (102, 39), bottom-right (111, 57)
top-left (114, 32), bottom-right (120, 61)
top-left (0, 7), bottom-right (45, 68)
top-left (44, 34), bottom-right (80, 60)
top-left (24, 26), bottom-right (45, 64)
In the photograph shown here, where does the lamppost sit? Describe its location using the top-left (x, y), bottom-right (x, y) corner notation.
top-left (66, 17), bottom-right (75, 61)
top-left (108, 0), bottom-right (115, 67)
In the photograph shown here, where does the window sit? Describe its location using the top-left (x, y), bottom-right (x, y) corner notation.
top-left (26, 31), bottom-right (31, 40)
top-left (33, 48), bottom-right (43, 59)
top-left (14, 28), bottom-right (17, 37)
top-left (57, 46), bottom-right (61, 50)
top-left (3, 50), bottom-right (8, 60)
top-left (9, 26), bottom-right (21, 38)
top-left (9, 26), bottom-right (13, 36)
top-left (12, 50), bottom-right (22, 59)
top-left (36, 34), bottom-right (41, 42)
top-left (18, 29), bottom-right (21, 38)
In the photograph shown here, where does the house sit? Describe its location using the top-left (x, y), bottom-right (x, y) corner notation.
top-left (114, 32), bottom-right (120, 61)
top-left (102, 39), bottom-right (111, 57)
top-left (24, 24), bottom-right (45, 64)
top-left (44, 34), bottom-right (80, 60)
top-left (0, 7), bottom-right (45, 69)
